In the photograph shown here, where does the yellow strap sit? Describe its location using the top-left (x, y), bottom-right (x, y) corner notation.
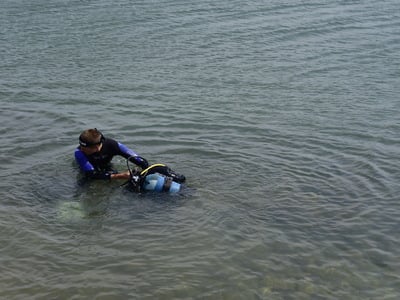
top-left (140, 163), bottom-right (166, 176)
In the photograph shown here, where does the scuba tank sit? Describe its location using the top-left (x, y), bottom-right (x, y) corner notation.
top-left (126, 160), bottom-right (185, 193)
top-left (142, 173), bottom-right (181, 193)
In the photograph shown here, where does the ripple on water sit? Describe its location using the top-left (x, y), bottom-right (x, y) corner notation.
top-left (1, 0), bottom-right (400, 298)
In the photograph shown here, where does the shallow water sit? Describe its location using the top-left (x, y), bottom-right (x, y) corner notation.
top-left (1, 0), bottom-right (400, 299)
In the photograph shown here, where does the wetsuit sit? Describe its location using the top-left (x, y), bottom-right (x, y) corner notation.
top-left (74, 137), bottom-right (148, 179)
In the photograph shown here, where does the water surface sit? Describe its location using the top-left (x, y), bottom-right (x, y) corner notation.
top-left (1, 0), bottom-right (399, 299)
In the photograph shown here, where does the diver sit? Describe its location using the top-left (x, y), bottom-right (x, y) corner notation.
top-left (75, 128), bottom-right (146, 180)
top-left (74, 128), bottom-right (185, 185)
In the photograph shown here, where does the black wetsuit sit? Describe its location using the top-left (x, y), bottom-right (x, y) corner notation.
top-left (74, 137), bottom-right (147, 179)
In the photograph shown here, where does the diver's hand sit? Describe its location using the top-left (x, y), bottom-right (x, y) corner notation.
top-left (110, 170), bottom-right (131, 180)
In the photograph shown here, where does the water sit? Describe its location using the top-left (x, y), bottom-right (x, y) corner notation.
top-left (1, 0), bottom-right (399, 299)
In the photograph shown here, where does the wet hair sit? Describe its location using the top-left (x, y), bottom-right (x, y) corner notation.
top-left (79, 128), bottom-right (105, 147)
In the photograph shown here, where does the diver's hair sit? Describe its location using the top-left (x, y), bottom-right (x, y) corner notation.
top-left (79, 128), bottom-right (104, 147)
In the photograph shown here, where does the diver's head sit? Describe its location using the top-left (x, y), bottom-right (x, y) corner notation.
top-left (79, 128), bottom-right (105, 153)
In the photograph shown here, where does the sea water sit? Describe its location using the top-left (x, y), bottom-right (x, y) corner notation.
top-left (1, 0), bottom-right (399, 299)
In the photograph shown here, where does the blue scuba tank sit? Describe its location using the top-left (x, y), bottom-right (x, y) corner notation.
top-left (142, 173), bottom-right (181, 193)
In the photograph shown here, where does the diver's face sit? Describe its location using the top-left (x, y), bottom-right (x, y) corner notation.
top-left (81, 143), bottom-right (103, 155)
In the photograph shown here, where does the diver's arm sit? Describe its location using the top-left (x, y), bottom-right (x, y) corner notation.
top-left (83, 168), bottom-right (131, 180)
top-left (117, 142), bottom-right (149, 169)
top-left (75, 148), bottom-right (130, 180)
top-left (110, 171), bottom-right (131, 180)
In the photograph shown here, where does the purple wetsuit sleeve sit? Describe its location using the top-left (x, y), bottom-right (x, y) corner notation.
top-left (75, 148), bottom-right (94, 172)
top-left (74, 148), bottom-right (111, 179)
top-left (118, 142), bottom-right (148, 168)
top-left (117, 142), bottom-right (138, 158)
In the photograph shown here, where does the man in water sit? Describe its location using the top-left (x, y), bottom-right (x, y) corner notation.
top-left (74, 128), bottom-right (185, 183)
top-left (74, 128), bottom-right (148, 180)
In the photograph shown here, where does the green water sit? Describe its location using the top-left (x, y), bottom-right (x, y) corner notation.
top-left (1, 0), bottom-right (399, 299)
